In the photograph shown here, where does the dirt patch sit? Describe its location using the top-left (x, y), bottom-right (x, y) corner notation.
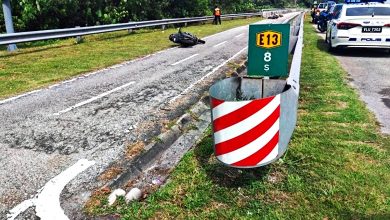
top-left (98, 166), bottom-right (124, 181)
top-left (328, 92), bottom-right (345, 97)
top-left (322, 111), bottom-right (339, 116)
top-left (125, 141), bottom-right (145, 160)
top-left (336, 101), bottom-right (348, 110)
top-left (265, 190), bottom-right (291, 204)
top-left (267, 170), bottom-right (286, 184)
top-left (329, 122), bottom-right (351, 128)
top-left (203, 201), bottom-right (230, 213)
top-left (84, 186), bottom-right (111, 214)
top-left (0, 189), bottom-right (25, 207)
top-left (298, 109), bottom-right (309, 116)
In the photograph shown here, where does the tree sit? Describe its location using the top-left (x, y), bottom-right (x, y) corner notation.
top-left (0, 0), bottom-right (300, 32)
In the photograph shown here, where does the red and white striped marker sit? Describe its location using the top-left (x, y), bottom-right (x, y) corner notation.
top-left (211, 95), bottom-right (280, 168)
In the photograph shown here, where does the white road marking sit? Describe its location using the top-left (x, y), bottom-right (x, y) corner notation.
top-left (53, 81), bottom-right (135, 116)
top-left (171, 54), bottom-right (199, 66)
top-left (0, 23), bottom-right (251, 106)
top-left (0, 90), bottom-right (42, 105)
top-left (234, 33), bottom-right (244, 38)
top-left (213, 41), bottom-right (227, 48)
top-left (169, 46), bottom-right (248, 104)
top-left (202, 25), bottom-right (248, 40)
top-left (7, 159), bottom-right (96, 220)
top-left (0, 47), bottom-right (178, 106)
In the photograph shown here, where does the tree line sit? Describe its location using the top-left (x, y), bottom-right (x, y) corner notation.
top-left (0, 0), bottom-right (310, 33)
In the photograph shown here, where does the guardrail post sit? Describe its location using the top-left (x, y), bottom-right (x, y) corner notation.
top-left (184, 22), bottom-right (187, 27)
top-left (2, 0), bottom-right (17, 51)
top-left (161, 24), bottom-right (166, 30)
top-left (75, 26), bottom-right (83, 43)
top-left (128, 28), bottom-right (133, 34)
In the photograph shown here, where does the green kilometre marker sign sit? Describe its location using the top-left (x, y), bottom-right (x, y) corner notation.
top-left (248, 23), bottom-right (290, 77)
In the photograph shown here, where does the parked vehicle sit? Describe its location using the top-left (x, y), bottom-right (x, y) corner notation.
top-left (326, 0), bottom-right (390, 51)
top-left (169, 28), bottom-right (206, 47)
top-left (313, 1), bottom-right (336, 24)
top-left (317, 7), bottom-right (332, 32)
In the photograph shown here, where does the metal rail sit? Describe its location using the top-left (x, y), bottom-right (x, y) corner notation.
top-left (0, 10), bottom-right (293, 46)
top-left (288, 12), bottom-right (304, 94)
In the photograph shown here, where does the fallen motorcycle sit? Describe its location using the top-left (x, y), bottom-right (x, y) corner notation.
top-left (169, 28), bottom-right (206, 47)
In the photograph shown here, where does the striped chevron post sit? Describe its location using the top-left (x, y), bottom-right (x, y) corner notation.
top-left (211, 94), bottom-right (281, 168)
top-left (209, 14), bottom-right (303, 169)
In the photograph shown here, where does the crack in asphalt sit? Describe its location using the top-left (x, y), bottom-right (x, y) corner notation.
top-left (0, 14), bottom-right (302, 217)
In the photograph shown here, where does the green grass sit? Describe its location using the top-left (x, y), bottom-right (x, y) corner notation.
top-left (0, 17), bottom-right (261, 99)
top-left (86, 19), bottom-right (390, 219)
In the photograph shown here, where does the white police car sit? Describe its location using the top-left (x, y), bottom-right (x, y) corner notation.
top-left (326, 0), bottom-right (390, 51)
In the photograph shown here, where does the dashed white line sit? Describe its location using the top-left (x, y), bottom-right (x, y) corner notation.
top-left (7, 159), bottom-right (96, 220)
top-left (53, 81), bottom-right (135, 116)
top-left (171, 54), bottom-right (199, 66)
top-left (202, 25), bottom-right (247, 40)
top-left (213, 41), bottom-right (227, 48)
top-left (0, 47), bottom-right (179, 106)
top-left (234, 33), bottom-right (244, 38)
top-left (169, 46), bottom-right (248, 104)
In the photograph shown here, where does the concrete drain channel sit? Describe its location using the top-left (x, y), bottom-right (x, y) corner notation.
top-left (97, 58), bottom-right (249, 206)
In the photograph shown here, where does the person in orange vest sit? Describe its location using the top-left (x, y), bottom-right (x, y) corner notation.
top-left (213, 6), bottom-right (221, 25)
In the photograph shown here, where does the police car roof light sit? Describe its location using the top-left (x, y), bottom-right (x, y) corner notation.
top-left (344, 0), bottom-right (385, 4)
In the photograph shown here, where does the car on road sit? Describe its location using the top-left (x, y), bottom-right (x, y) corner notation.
top-left (326, 0), bottom-right (390, 51)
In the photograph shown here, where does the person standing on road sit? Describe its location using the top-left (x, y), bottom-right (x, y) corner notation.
top-left (213, 6), bottom-right (221, 25)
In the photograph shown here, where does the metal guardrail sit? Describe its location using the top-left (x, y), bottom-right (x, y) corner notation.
top-left (286, 13), bottom-right (303, 53)
top-left (0, 10), bottom-right (293, 46)
top-left (287, 12), bottom-right (304, 95)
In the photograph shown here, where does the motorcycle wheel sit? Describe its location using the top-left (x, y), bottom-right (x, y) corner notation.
top-left (317, 23), bottom-right (326, 33)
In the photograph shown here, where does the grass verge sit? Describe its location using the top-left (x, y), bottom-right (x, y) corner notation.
top-left (0, 17), bottom-right (261, 99)
top-left (86, 19), bottom-right (390, 219)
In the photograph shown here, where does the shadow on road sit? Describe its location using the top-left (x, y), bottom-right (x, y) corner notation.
top-left (194, 133), bottom-right (270, 188)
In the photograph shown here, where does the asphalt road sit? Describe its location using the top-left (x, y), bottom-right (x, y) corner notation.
top-left (0, 13), bottom-right (300, 219)
top-left (316, 28), bottom-right (390, 134)
top-left (335, 49), bottom-right (390, 134)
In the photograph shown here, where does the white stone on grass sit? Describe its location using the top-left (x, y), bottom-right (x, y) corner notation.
top-left (108, 189), bottom-right (126, 206)
top-left (125, 188), bottom-right (142, 203)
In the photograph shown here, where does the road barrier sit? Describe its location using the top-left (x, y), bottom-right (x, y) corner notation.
top-left (209, 12), bottom-right (304, 168)
top-left (0, 10), bottom-right (294, 47)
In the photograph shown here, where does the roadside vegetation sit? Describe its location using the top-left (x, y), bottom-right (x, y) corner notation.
top-left (0, 0), bottom-right (309, 33)
top-left (0, 17), bottom-right (261, 99)
top-left (86, 19), bottom-right (390, 219)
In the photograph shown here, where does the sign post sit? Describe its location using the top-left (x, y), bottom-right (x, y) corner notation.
top-left (2, 0), bottom-right (17, 51)
top-left (248, 24), bottom-right (290, 77)
top-left (209, 18), bottom-right (303, 168)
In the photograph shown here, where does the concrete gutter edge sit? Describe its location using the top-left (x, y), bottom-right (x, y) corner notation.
top-left (108, 57), bottom-right (248, 191)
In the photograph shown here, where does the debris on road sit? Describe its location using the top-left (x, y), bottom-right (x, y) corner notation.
top-left (125, 188), bottom-right (142, 203)
top-left (108, 189), bottom-right (125, 206)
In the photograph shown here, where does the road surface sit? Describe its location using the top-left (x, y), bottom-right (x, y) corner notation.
top-left (0, 13), bottom-right (300, 219)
